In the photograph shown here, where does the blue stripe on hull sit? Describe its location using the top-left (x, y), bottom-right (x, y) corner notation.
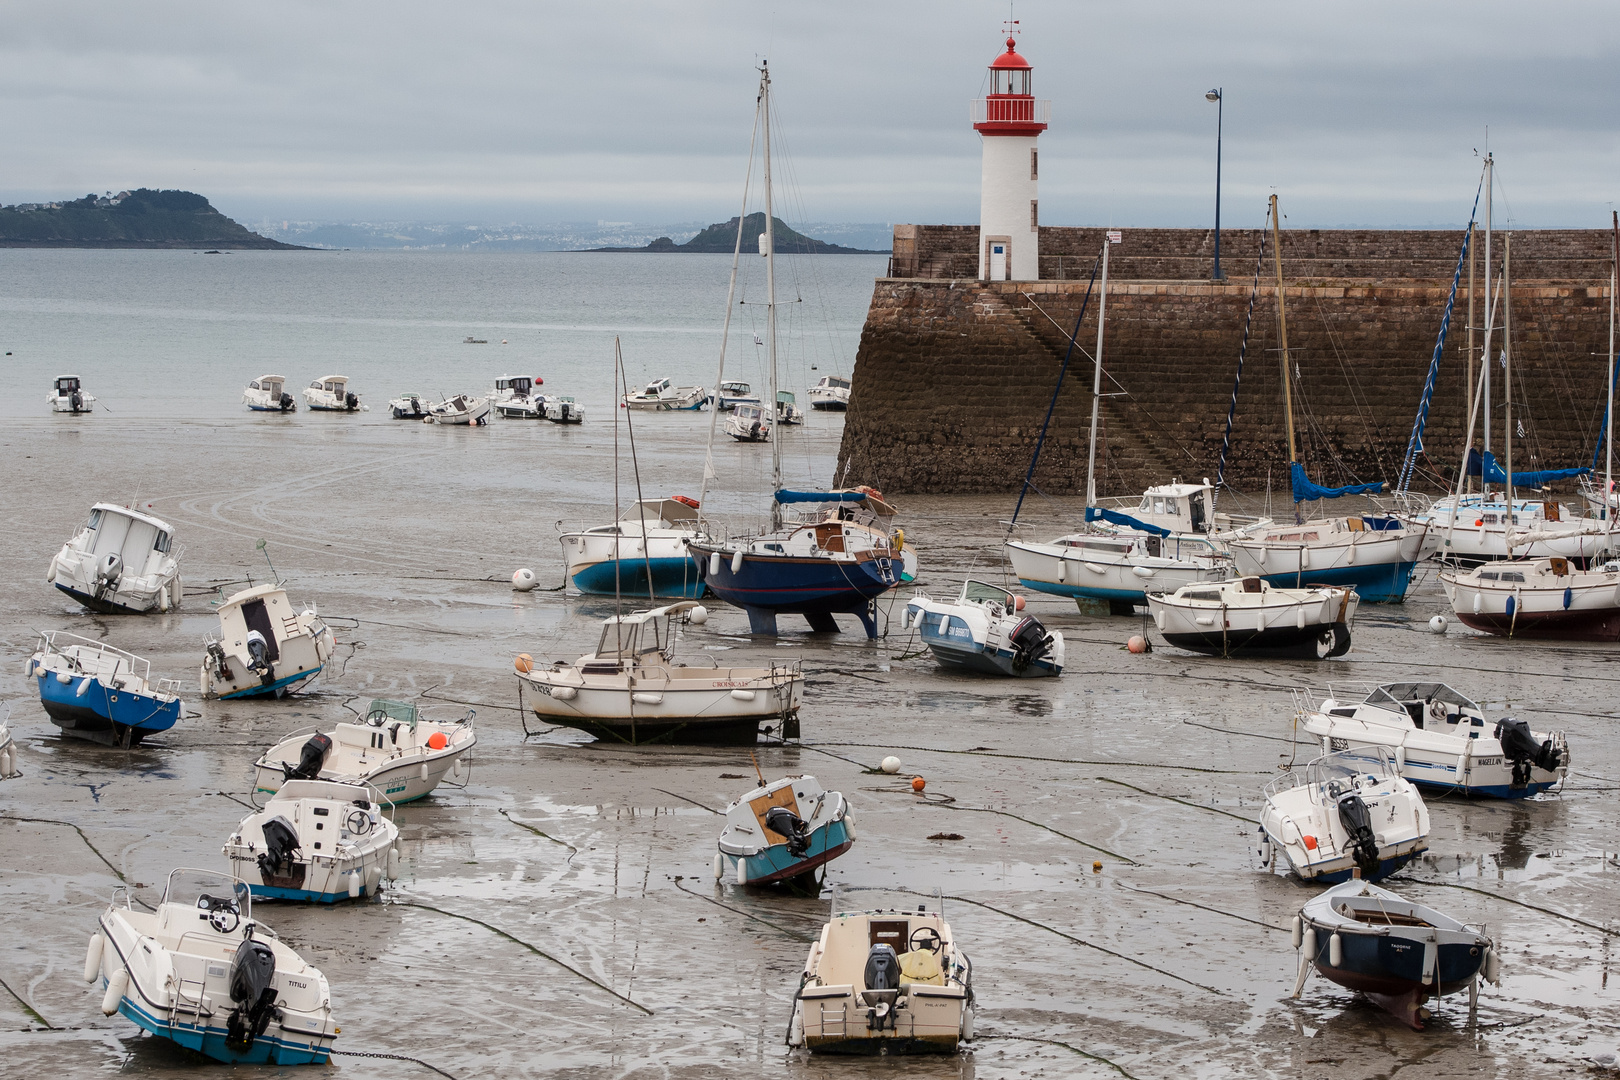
top-left (249, 882), bottom-right (373, 903)
top-left (1410, 777), bottom-right (1557, 800)
top-left (700, 557), bottom-right (897, 613)
top-left (571, 557), bottom-right (705, 598)
top-left (926, 645), bottom-right (1061, 678)
top-left (1253, 561), bottom-right (1416, 604)
top-left (114, 991), bottom-right (331, 1065)
top-left (1305, 850), bottom-right (1422, 885)
top-left (727, 820), bottom-right (853, 884)
top-left (1017, 578), bottom-right (1143, 602)
top-left (218, 667), bottom-right (323, 700)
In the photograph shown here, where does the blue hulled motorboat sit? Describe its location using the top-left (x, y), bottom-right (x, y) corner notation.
top-left (714, 774), bottom-right (854, 886)
top-left (28, 631), bottom-right (182, 747)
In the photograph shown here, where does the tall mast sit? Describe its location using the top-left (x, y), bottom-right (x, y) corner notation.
top-left (1084, 235), bottom-right (1112, 507)
top-left (1503, 234), bottom-right (1513, 518)
top-left (1270, 194), bottom-right (1297, 464)
top-left (1609, 211), bottom-right (1617, 516)
top-left (762, 61), bottom-right (781, 529)
top-left (1483, 154), bottom-right (1493, 485)
top-left (1466, 221), bottom-right (1476, 496)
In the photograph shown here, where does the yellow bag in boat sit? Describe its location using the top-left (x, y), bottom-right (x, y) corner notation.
top-left (898, 950), bottom-right (944, 986)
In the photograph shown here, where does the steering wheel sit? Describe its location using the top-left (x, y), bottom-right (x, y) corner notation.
top-left (1427, 699), bottom-right (1448, 725)
top-left (198, 895), bottom-right (240, 933)
top-left (345, 809), bottom-right (373, 835)
top-left (908, 926), bottom-right (942, 954)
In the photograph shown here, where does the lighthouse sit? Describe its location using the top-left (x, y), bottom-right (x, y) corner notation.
top-left (974, 33), bottom-right (1049, 281)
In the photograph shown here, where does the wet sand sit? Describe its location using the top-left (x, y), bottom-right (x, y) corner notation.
top-left (1, 411), bottom-right (1617, 1078)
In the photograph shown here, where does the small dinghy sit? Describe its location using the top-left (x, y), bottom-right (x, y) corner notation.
top-left (515, 601), bottom-right (804, 745)
top-left (88, 868), bottom-right (337, 1064)
top-left (788, 892), bottom-right (974, 1054)
top-left (623, 377), bottom-right (709, 411)
top-left (1291, 878), bottom-right (1500, 1029)
top-left (1146, 576), bottom-right (1357, 658)
top-left (28, 631), bottom-right (182, 747)
top-left (388, 391), bottom-right (432, 419)
top-left (426, 393), bottom-right (491, 425)
top-left (301, 375), bottom-right (364, 412)
top-left (243, 374), bottom-right (296, 412)
top-left (201, 584), bottom-right (335, 700)
top-left (48, 374), bottom-right (96, 414)
top-left (905, 580), bottom-right (1062, 677)
top-left (714, 774), bottom-right (854, 886)
top-left (48, 502), bottom-right (183, 613)
top-left (1300, 682), bottom-right (1568, 798)
top-left (252, 699), bottom-right (476, 805)
top-left (1259, 747), bottom-right (1429, 884)
top-left (490, 374), bottom-right (543, 418)
top-left (225, 779), bottom-right (401, 902)
top-left (539, 393), bottom-right (584, 423)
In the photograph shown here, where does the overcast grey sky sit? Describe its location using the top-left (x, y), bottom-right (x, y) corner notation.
top-left (4, 1), bottom-right (1616, 229)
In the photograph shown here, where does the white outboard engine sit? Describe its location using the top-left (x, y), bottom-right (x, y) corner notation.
top-left (93, 552), bottom-right (124, 601)
top-left (764, 805), bottom-right (811, 858)
top-left (225, 931), bottom-right (279, 1053)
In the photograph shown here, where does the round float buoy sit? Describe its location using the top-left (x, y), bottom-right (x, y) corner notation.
top-left (1092, 860), bottom-right (1102, 873)
top-left (911, 776), bottom-right (926, 792)
top-left (689, 605), bottom-right (708, 625)
top-left (1429, 615), bottom-right (1448, 634)
top-left (427, 732), bottom-right (448, 750)
top-left (512, 568), bottom-right (537, 592)
top-left (1127, 635), bottom-right (1148, 654)
top-left (1302, 834), bottom-right (1318, 850)
top-left (880, 756), bottom-right (901, 774)
top-left (514, 653), bottom-right (534, 674)
top-left (1012, 595), bottom-right (1026, 612)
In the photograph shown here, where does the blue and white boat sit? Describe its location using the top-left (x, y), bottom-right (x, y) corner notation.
top-left (1291, 879), bottom-right (1499, 1030)
top-left (1259, 746), bottom-right (1430, 884)
top-left (1227, 506), bottom-right (1427, 603)
top-left (904, 580), bottom-right (1063, 677)
top-left (1300, 682), bottom-right (1568, 799)
top-left (89, 868), bottom-right (337, 1064)
top-left (242, 374), bottom-right (296, 412)
top-left (717, 380), bottom-right (758, 411)
top-left (28, 631), bottom-right (182, 747)
top-left (714, 774), bottom-right (854, 886)
top-left (225, 779), bottom-right (400, 903)
top-left (560, 497), bottom-right (707, 599)
top-left (201, 584), bottom-right (335, 699)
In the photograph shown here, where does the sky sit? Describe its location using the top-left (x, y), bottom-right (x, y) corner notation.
top-left (2, 1), bottom-right (1617, 230)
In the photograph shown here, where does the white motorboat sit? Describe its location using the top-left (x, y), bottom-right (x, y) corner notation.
top-left (717, 380), bottom-right (758, 410)
top-left (714, 774), bottom-right (854, 886)
top-left (29, 631), bottom-right (183, 746)
top-left (539, 394), bottom-right (584, 423)
top-left (1007, 529), bottom-right (1231, 615)
top-left (201, 584), bottom-right (335, 700)
top-left (515, 601), bottom-right (804, 745)
top-left (903, 580), bottom-right (1063, 677)
top-left (300, 375), bottom-right (364, 412)
top-left (807, 375), bottom-right (851, 411)
top-left (88, 868), bottom-right (336, 1065)
top-left (560, 496), bottom-right (706, 598)
top-left (623, 377), bottom-right (709, 411)
top-left (48, 374), bottom-right (96, 413)
top-left (426, 393), bottom-right (491, 425)
top-left (1440, 556), bottom-right (1620, 640)
top-left (1227, 514), bottom-right (1428, 604)
top-left (788, 892), bottom-right (974, 1054)
top-left (490, 374), bottom-right (543, 418)
top-left (225, 779), bottom-right (401, 902)
top-left (1299, 681), bottom-right (1567, 798)
top-left (775, 391), bottom-right (805, 425)
top-left (1259, 746), bottom-right (1430, 884)
top-left (48, 502), bottom-right (183, 614)
top-left (1406, 493), bottom-right (1611, 566)
top-left (1291, 879), bottom-right (1499, 1030)
top-left (252, 698), bottom-right (476, 805)
top-left (725, 401), bottom-right (772, 442)
top-left (243, 374), bottom-right (296, 412)
top-left (1146, 577), bottom-right (1358, 658)
top-left (387, 391), bottom-right (432, 420)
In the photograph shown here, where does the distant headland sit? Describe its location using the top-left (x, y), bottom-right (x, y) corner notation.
top-left (0, 189), bottom-right (301, 249)
top-left (596, 212), bottom-right (887, 254)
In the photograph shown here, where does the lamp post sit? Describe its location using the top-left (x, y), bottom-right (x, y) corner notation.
top-left (1206, 87), bottom-right (1222, 280)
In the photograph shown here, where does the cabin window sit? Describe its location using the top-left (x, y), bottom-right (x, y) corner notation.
top-left (154, 531), bottom-right (171, 554)
top-left (1500, 572), bottom-right (1525, 582)
top-left (250, 381), bottom-right (260, 390)
top-left (1030, 200), bottom-right (1038, 231)
top-left (1139, 496), bottom-right (1152, 512)
top-left (1478, 572), bottom-right (1499, 581)
top-left (1167, 500), bottom-right (1180, 516)
top-left (1154, 499), bottom-right (1166, 515)
top-left (310, 381), bottom-right (322, 389)
top-left (86, 509), bottom-right (102, 531)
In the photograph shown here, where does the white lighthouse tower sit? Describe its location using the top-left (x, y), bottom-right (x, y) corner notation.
top-left (974, 32), bottom-right (1049, 281)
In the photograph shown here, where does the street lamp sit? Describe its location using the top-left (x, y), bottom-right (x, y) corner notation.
top-left (1206, 87), bottom-right (1222, 280)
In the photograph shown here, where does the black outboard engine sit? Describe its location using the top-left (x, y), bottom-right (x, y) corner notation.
top-left (225, 934), bottom-right (279, 1053)
top-left (345, 391), bottom-right (359, 410)
top-left (244, 630), bottom-right (274, 685)
top-left (1335, 793), bottom-right (1381, 877)
top-left (864, 943), bottom-right (899, 992)
top-left (256, 816), bottom-right (301, 878)
top-left (279, 391), bottom-right (295, 412)
top-left (282, 733), bottom-right (332, 781)
top-left (1495, 717), bottom-right (1564, 790)
top-left (70, 390), bottom-right (83, 412)
top-left (1008, 615), bottom-right (1053, 672)
top-left (764, 805), bottom-right (811, 858)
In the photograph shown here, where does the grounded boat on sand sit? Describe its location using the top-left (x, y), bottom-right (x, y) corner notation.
top-left (904, 580), bottom-right (1062, 677)
top-left (225, 779), bottom-right (401, 902)
top-left (28, 631), bottom-right (182, 747)
top-left (201, 584), bottom-right (334, 699)
top-left (388, 391), bottom-right (432, 419)
top-left (725, 400), bottom-right (772, 442)
top-left (426, 393), bottom-right (491, 425)
top-left (301, 375), bottom-right (364, 412)
top-left (243, 374), bottom-right (296, 412)
top-left (1440, 556), bottom-right (1620, 640)
top-left (252, 699), bottom-right (476, 805)
top-left (48, 502), bottom-right (183, 614)
top-left (560, 496), bottom-right (706, 599)
top-left (623, 377), bottom-right (709, 411)
top-left (1227, 513), bottom-right (1426, 604)
top-left (807, 374), bottom-right (851, 410)
top-left (1259, 746), bottom-right (1429, 884)
top-left (89, 868), bottom-right (336, 1065)
top-left (48, 374), bottom-right (96, 413)
top-left (717, 380), bottom-right (757, 410)
top-left (490, 374), bottom-right (543, 418)
top-left (539, 394), bottom-right (584, 423)
top-left (1147, 577), bottom-right (1358, 658)
top-left (714, 774), bottom-right (854, 886)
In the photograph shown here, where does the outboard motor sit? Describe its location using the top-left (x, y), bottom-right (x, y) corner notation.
top-left (862, 943), bottom-right (900, 1028)
top-left (278, 391), bottom-right (295, 412)
top-left (1495, 717), bottom-right (1564, 790)
top-left (1335, 792), bottom-right (1381, 877)
top-left (282, 732), bottom-right (333, 781)
top-left (92, 552), bottom-right (124, 601)
top-left (225, 934), bottom-right (279, 1053)
top-left (764, 805), bottom-right (811, 858)
top-left (1008, 615), bottom-right (1053, 672)
top-left (256, 816), bottom-right (301, 878)
top-left (205, 640), bottom-right (231, 682)
top-left (70, 390), bottom-right (83, 412)
top-left (244, 630), bottom-right (274, 685)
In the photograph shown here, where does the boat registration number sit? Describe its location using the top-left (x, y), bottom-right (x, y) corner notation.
top-left (1475, 757), bottom-right (1501, 766)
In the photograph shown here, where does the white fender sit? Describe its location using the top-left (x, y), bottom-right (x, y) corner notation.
top-left (418, 762), bottom-right (430, 782)
top-left (1056, 560), bottom-right (1067, 583)
top-left (1296, 605), bottom-right (1306, 629)
top-left (1301, 546), bottom-right (1310, 569)
top-left (84, 932), bottom-right (104, 983)
top-left (789, 1006), bottom-right (805, 1046)
top-left (1473, 592), bottom-right (1483, 614)
top-left (1484, 946), bottom-right (1501, 985)
top-left (1394, 745), bottom-right (1406, 771)
top-left (1154, 610), bottom-right (1165, 630)
top-left (709, 552), bottom-right (721, 577)
top-left (56, 671), bottom-right (72, 684)
top-left (1329, 932), bottom-right (1343, 968)
top-left (1085, 562), bottom-right (1107, 575)
top-left (1255, 610), bottom-right (1267, 632)
top-left (731, 550), bottom-right (745, 574)
top-left (101, 968), bottom-right (128, 1016)
top-left (366, 864), bottom-right (382, 894)
top-left (1300, 926), bottom-right (1317, 961)
top-left (960, 1005), bottom-right (974, 1042)
top-left (1195, 615), bottom-right (1216, 627)
top-left (713, 853), bottom-right (724, 882)
top-left (632, 692), bottom-right (663, 705)
top-left (387, 846), bottom-right (401, 880)
top-left (452, 755), bottom-right (463, 777)
top-left (1290, 916), bottom-right (1303, 951)
top-left (76, 676), bottom-right (93, 697)
top-left (736, 859), bottom-right (748, 885)
top-left (1345, 544), bottom-right (1356, 565)
top-left (730, 689), bottom-right (756, 702)
top-left (550, 685), bottom-right (578, 701)
top-left (348, 873), bottom-right (362, 899)
top-left (1132, 564), bottom-right (1154, 578)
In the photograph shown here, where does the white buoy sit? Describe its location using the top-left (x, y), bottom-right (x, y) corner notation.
top-left (1329, 932), bottom-right (1343, 968)
top-left (84, 932), bottom-right (104, 983)
top-left (713, 853), bottom-right (724, 882)
top-left (101, 968), bottom-right (128, 1016)
top-left (512, 568), bottom-right (538, 592)
top-left (689, 604), bottom-right (708, 625)
top-left (736, 859), bottom-right (748, 885)
top-left (880, 756), bottom-right (901, 774)
top-left (1484, 946), bottom-right (1501, 984)
top-left (960, 1005), bottom-right (974, 1042)
top-left (1290, 916), bottom-right (1303, 951)
top-left (1429, 615), bottom-right (1447, 633)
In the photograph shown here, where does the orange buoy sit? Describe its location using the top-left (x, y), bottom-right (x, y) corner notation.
top-left (1127, 635), bottom-right (1148, 654)
top-left (911, 776), bottom-right (926, 792)
top-left (514, 653), bottom-right (534, 674)
top-left (1302, 834), bottom-right (1318, 850)
top-left (1012, 595), bottom-right (1026, 612)
top-left (1092, 860), bottom-right (1103, 873)
top-left (427, 732), bottom-right (449, 750)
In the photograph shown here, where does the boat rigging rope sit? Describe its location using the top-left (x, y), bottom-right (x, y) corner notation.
top-left (1214, 218), bottom-right (1268, 511)
top-left (670, 877), bottom-right (816, 942)
top-left (977, 1034), bottom-right (1141, 1080)
top-left (799, 741), bottom-right (1258, 775)
top-left (1092, 777), bottom-right (1254, 823)
top-left (1114, 881), bottom-right (1286, 932)
top-left (328, 1048), bottom-right (459, 1079)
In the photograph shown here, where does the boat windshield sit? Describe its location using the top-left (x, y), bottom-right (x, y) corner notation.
top-left (1367, 682), bottom-right (1479, 714)
top-left (162, 868), bottom-right (252, 919)
top-left (366, 699), bottom-right (420, 729)
top-left (596, 616), bottom-right (667, 660)
top-left (1267, 745), bottom-right (1397, 797)
top-left (961, 580), bottom-right (1013, 606)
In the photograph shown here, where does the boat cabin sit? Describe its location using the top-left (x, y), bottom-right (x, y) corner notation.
top-left (80, 504), bottom-right (175, 573)
top-left (216, 584), bottom-right (306, 661)
top-left (721, 380), bottom-right (751, 395)
top-left (589, 604), bottom-right (697, 666)
top-left (1129, 481), bottom-right (1214, 534)
top-left (55, 376), bottom-right (83, 394)
top-left (641, 378), bottom-right (674, 398)
top-left (494, 375), bottom-right (534, 396)
top-left (601, 497), bottom-right (701, 529)
top-left (816, 376), bottom-right (851, 391)
top-left (250, 375), bottom-right (287, 396)
top-left (1339, 682), bottom-right (1488, 732)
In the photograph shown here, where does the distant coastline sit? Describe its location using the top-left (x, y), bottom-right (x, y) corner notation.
top-left (0, 189), bottom-right (302, 249)
top-left (594, 213), bottom-right (888, 254)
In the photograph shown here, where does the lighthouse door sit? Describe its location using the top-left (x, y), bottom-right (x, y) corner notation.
top-left (989, 242), bottom-right (1008, 281)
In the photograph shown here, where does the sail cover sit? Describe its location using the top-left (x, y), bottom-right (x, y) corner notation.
top-left (1465, 449), bottom-right (1589, 489)
top-left (1291, 462), bottom-right (1385, 503)
top-left (1084, 506), bottom-right (1170, 537)
top-left (774, 489), bottom-right (868, 504)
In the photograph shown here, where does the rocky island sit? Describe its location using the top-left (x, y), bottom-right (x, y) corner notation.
top-left (599, 212), bottom-right (886, 254)
top-left (0, 189), bottom-right (299, 249)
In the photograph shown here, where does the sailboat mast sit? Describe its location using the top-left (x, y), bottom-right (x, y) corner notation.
top-left (1466, 222), bottom-right (1476, 496)
top-left (1609, 211), bottom-right (1617, 513)
top-left (1483, 154), bottom-right (1493, 482)
top-left (1503, 234), bottom-right (1513, 515)
top-left (1269, 194), bottom-right (1297, 464)
top-left (762, 61), bottom-right (781, 529)
top-left (1084, 235), bottom-right (1111, 507)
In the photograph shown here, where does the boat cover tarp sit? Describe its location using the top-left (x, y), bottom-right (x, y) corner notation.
top-left (1084, 506), bottom-right (1170, 537)
top-left (1464, 448), bottom-right (1589, 488)
top-left (1291, 462), bottom-right (1385, 503)
top-left (774, 489), bottom-right (867, 504)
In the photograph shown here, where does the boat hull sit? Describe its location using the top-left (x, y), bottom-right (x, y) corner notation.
top-left (36, 674), bottom-right (179, 746)
top-left (568, 556), bottom-right (705, 599)
top-left (693, 547), bottom-right (899, 637)
top-left (1311, 935), bottom-right (1485, 1001)
top-left (54, 583), bottom-right (158, 616)
top-left (1244, 561), bottom-right (1416, 604)
top-left (1449, 606), bottom-right (1620, 641)
top-left (926, 643), bottom-right (1060, 677)
top-left (723, 825), bottom-right (854, 885)
top-left (1005, 539), bottom-right (1229, 609)
top-left (114, 993), bottom-right (332, 1065)
top-left (253, 749), bottom-right (463, 805)
top-left (1161, 623), bottom-right (1350, 659)
top-left (215, 665), bottom-right (324, 700)
top-left (1283, 848), bottom-right (1425, 885)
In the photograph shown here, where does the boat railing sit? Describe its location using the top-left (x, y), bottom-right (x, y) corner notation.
top-left (39, 630), bottom-right (152, 683)
top-left (1266, 744), bottom-right (1398, 797)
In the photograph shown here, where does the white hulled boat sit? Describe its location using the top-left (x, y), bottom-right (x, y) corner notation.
top-left (725, 401), bottom-right (772, 442)
top-left (48, 502), bottom-right (183, 614)
top-left (427, 393), bottom-right (491, 425)
top-left (201, 584), bottom-right (334, 699)
top-left (560, 496), bottom-right (706, 598)
top-left (623, 377), bottom-right (709, 411)
top-left (807, 375), bottom-right (851, 410)
top-left (252, 699), bottom-right (476, 804)
top-left (1411, 493), bottom-right (1610, 566)
top-left (300, 375), bottom-right (364, 412)
top-left (225, 779), bottom-right (401, 902)
top-left (775, 390), bottom-right (805, 425)
top-left (1259, 747), bottom-right (1429, 884)
top-left (1440, 555), bottom-right (1620, 640)
top-left (243, 375), bottom-right (295, 412)
top-left (717, 380), bottom-right (757, 410)
top-left (387, 391), bottom-right (432, 419)
top-left (48, 374), bottom-right (96, 413)
top-left (539, 394), bottom-right (584, 423)
top-left (714, 774), bottom-right (854, 886)
top-left (1146, 576), bottom-right (1358, 658)
top-left (1007, 524), bottom-right (1231, 615)
top-left (1228, 514), bottom-right (1427, 604)
top-left (903, 580), bottom-right (1063, 677)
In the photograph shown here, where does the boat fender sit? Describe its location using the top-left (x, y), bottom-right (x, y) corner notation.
top-left (1300, 927), bottom-right (1317, 961)
top-left (387, 846), bottom-right (401, 880)
top-left (366, 864), bottom-right (382, 894)
top-left (1132, 565), bottom-right (1154, 578)
top-left (1, 746), bottom-right (11, 777)
top-left (708, 552), bottom-right (721, 577)
top-left (1056, 559), bottom-right (1067, 583)
top-left (736, 859), bottom-right (748, 885)
top-left (730, 689), bottom-right (757, 702)
top-left (101, 968), bottom-right (128, 1016)
top-left (1296, 605), bottom-right (1306, 630)
top-left (731, 550), bottom-right (745, 575)
top-left (75, 676), bottom-right (93, 697)
top-left (1329, 932), bottom-right (1343, 968)
top-left (1290, 916), bottom-right (1303, 951)
top-left (1484, 946), bottom-right (1501, 985)
top-left (348, 873), bottom-right (362, 899)
top-left (84, 932), bottom-right (104, 983)
top-left (452, 755), bottom-right (463, 776)
top-left (1473, 592), bottom-right (1483, 614)
top-left (1564, 586), bottom-right (1573, 610)
top-left (789, 1006), bottom-right (805, 1047)
top-left (551, 685), bottom-right (578, 701)
top-left (690, 604), bottom-right (708, 625)
top-left (632, 692), bottom-right (663, 705)
top-left (419, 762), bottom-right (430, 782)
top-left (960, 1005), bottom-right (974, 1042)
top-left (1394, 746), bottom-right (1406, 771)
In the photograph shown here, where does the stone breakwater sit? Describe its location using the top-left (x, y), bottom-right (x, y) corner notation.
top-left (839, 226), bottom-right (1616, 496)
